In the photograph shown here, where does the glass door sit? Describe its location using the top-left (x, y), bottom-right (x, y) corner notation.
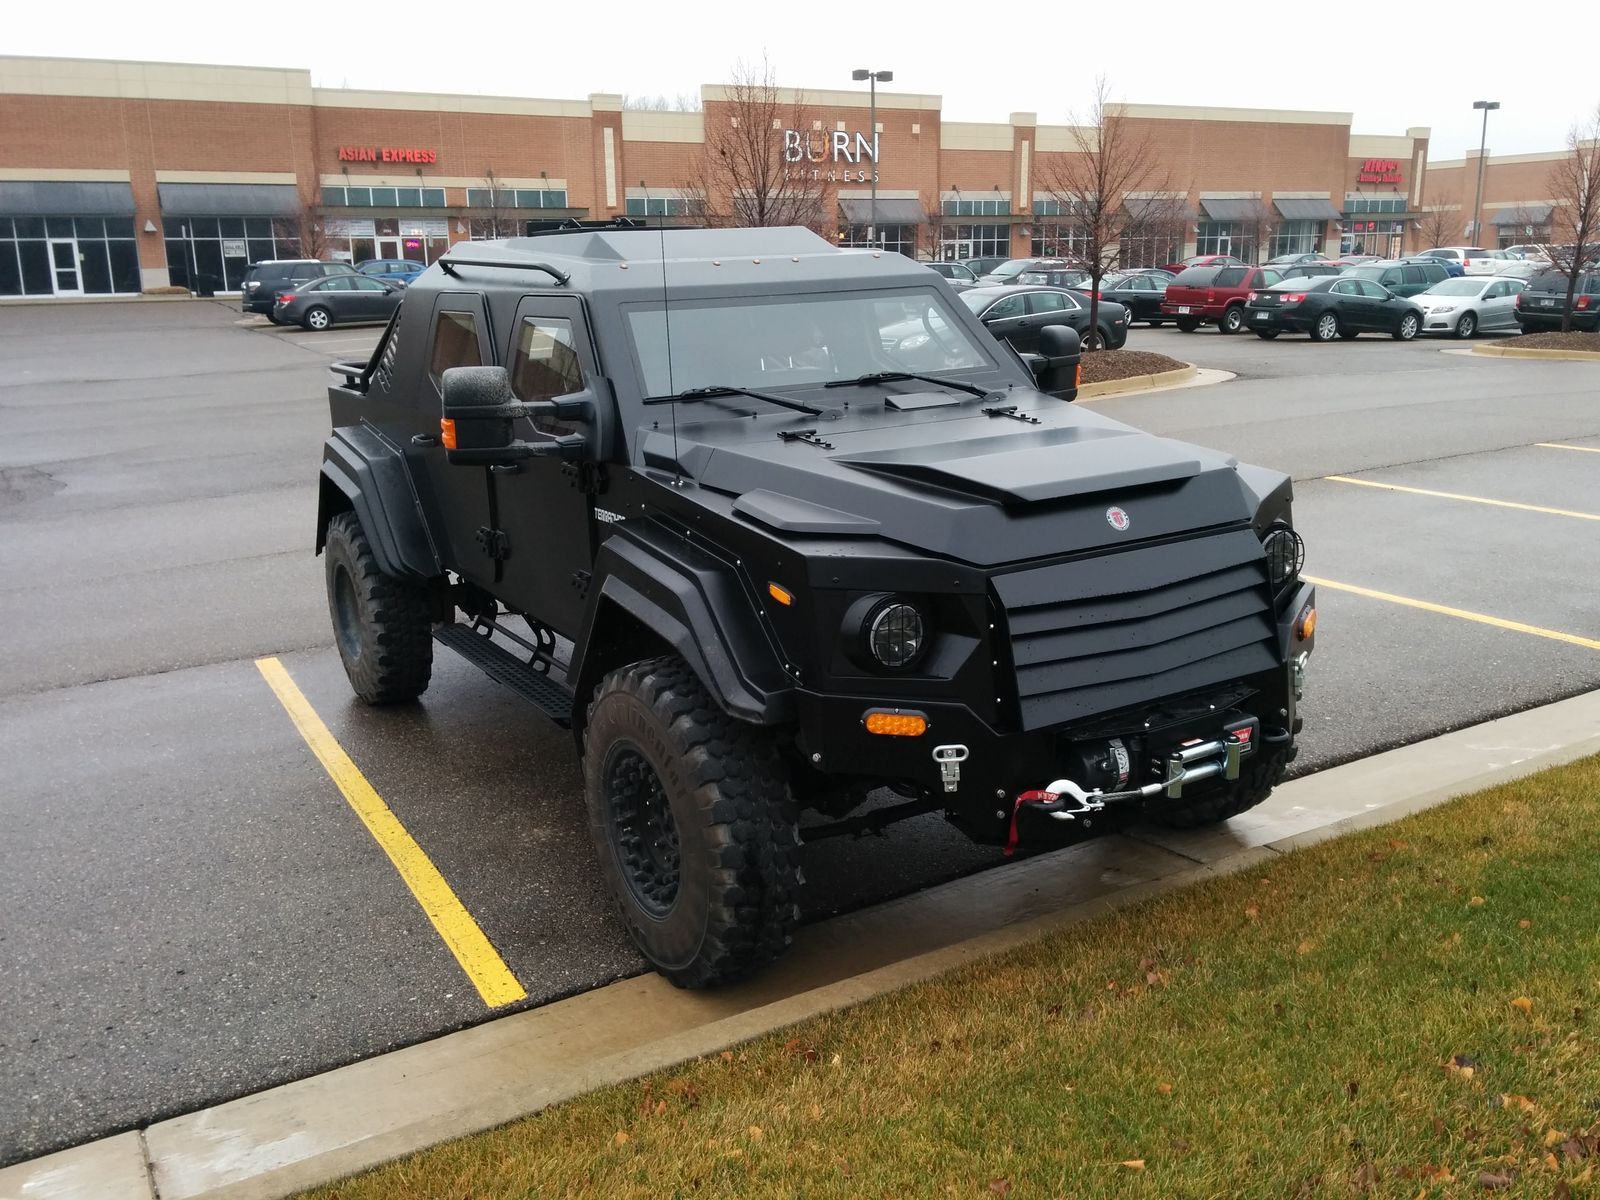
top-left (49, 239), bottom-right (82, 295)
top-left (375, 237), bottom-right (402, 261)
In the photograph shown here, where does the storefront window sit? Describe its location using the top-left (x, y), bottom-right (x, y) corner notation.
top-left (942, 199), bottom-right (1009, 217)
top-left (1195, 221), bottom-right (1236, 256)
top-left (162, 216), bottom-right (304, 291)
top-left (1031, 223), bottom-right (1089, 259)
top-left (839, 223), bottom-right (914, 257)
top-left (0, 214), bottom-right (141, 296)
top-left (465, 188), bottom-right (567, 209)
top-left (1269, 220), bottom-right (1320, 257)
top-left (940, 223), bottom-right (1010, 260)
top-left (325, 216), bottom-right (450, 264)
top-left (321, 186), bottom-right (448, 209)
top-left (625, 196), bottom-right (689, 217)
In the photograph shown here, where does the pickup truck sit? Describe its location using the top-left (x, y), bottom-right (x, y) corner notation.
top-left (1161, 265), bottom-right (1285, 333)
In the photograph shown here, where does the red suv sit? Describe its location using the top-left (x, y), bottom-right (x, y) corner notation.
top-left (1161, 264), bottom-right (1285, 333)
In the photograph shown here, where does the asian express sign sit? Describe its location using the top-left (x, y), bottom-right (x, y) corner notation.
top-left (1356, 158), bottom-right (1403, 185)
top-left (337, 146), bottom-right (438, 164)
top-left (782, 129), bottom-right (878, 182)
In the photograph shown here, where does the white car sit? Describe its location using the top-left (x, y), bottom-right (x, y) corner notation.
top-left (1491, 259), bottom-right (1544, 281)
top-left (1501, 244), bottom-right (1554, 263)
top-left (1416, 275), bottom-right (1528, 337)
top-left (1417, 246), bottom-right (1506, 276)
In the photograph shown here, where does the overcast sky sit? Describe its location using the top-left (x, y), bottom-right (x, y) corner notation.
top-left (10, 2), bottom-right (1597, 160)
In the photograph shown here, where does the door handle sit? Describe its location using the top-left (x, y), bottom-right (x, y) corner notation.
top-left (410, 433), bottom-right (438, 447)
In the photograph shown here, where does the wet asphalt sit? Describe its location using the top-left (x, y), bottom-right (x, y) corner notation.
top-left (1, 302), bottom-right (1598, 1163)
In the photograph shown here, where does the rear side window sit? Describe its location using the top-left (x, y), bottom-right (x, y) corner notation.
top-left (429, 310), bottom-right (483, 389)
top-left (1213, 267), bottom-right (1247, 287)
top-left (1172, 267), bottom-right (1221, 286)
top-left (1402, 266), bottom-right (1424, 286)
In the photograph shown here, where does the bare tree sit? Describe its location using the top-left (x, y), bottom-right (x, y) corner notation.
top-left (1546, 104), bottom-right (1600, 331)
top-left (1416, 191), bottom-right (1458, 252)
top-left (1240, 197), bottom-right (1275, 265)
top-left (1037, 77), bottom-right (1187, 350)
top-left (686, 56), bottom-right (835, 234)
top-left (623, 92), bottom-right (702, 112)
top-left (274, 197), bottom-right (326, 260)
top-left (473, 169), bottom-right (522, 240)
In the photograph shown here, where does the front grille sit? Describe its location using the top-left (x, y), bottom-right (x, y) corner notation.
top-left (993, 528), bottom-right (1279, 731)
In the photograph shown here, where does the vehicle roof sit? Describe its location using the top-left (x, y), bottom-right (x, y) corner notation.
top-left (422, 227), bottom-right (932, 294)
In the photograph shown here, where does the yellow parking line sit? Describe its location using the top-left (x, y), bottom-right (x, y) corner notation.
top-left (255, 657), bottom-right (527, 1008)
top-left (1537, 442), bottom-right (1600, 455)
top-left (1324, 475), bottom-right (1600, 522)
top-left (1303, 576), bottom-right (1600, 652)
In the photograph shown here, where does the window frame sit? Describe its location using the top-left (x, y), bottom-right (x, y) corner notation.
top-left (427, 301), bottom-right (490, 391)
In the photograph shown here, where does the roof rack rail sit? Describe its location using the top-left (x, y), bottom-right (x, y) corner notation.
top-left (436, 256), bottom-right (571, 285)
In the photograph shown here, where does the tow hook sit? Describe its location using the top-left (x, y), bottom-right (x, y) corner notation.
top-left (1292, 651), bottom-right (1309, 702)
top-left (933, 744), bottom-right (968, 793)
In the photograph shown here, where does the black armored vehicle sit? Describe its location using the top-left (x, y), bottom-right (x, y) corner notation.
top-left (316, 224), bottom-right (1316, 987)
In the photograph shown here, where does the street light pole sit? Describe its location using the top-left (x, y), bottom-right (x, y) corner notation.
top-left (1471, 100), bottom-right (1500, 244)
top-left (852, 68), bottom-right (893, 247)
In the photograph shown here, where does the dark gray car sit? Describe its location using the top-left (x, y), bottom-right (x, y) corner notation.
top-left (959, 284), bottom-right (1130, 350)
top-left (273, 273), bottom-right (402, 330)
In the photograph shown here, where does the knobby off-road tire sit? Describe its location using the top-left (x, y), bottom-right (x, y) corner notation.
top-left (1145, 747), bottom-right (1291, 830)
top-left (323, 511), bottom-right (433, 704)
top-left (583, 656), bottom-right (802, 989)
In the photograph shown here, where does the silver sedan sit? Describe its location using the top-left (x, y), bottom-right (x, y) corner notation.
top-left (1416, 275), bottom-right (1527, 338)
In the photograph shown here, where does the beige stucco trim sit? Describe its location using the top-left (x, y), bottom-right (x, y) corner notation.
top-left (155, 170), bottom-right (297, 184)
top-left (837, 189), bottom-right (919, 199)
top-left (1270, 191), bottom-right (1332, 200)
top-left (620, 111), bottom-right (704, 143)
top-left (700, 84), bottom-right (940, 111)
top-left (317, 175), bottom-right (567, 190)
top-left (939, 189), bottom-right (1009, 203)
top-left (1114, 102), bottom-right (1351, 126)
top-left (1349, 133), bottom-right (1416, 158)
top-left (0, 166), bottom-right (131, 182)
top-left (0, 55), bottom-right (313, 105)
top-left (588, 93), bottom-right (623, 112)
top-left (940, 122), bottom-right (1014, 151)
top-left (1035, 125), bottom-right (1093, 153)
top-left (1433, 148), bottom-right (1574, 170)
top-left (311, 87), bottom-right (591, 118)
top-left (603, 127), bottom-right (617, 209)
top-left (1199, 191), bottom-right (1263, 200)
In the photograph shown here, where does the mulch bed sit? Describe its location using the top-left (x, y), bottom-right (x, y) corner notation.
top-left (1495, 331), bottom-right (1600, 352)
top-left (1078, 348), bottom-right (1188, 385)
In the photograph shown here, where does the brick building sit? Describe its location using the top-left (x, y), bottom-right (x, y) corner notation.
top-left (0, 53), bottom-right (1529, 300)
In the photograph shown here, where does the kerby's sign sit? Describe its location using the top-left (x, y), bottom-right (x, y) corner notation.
top-left (782, 129), bottom-right (877, 183)
top-left (337, 146), bottom-right (439, 164)
top-left (1356, 157), bottom-right (1403, 185)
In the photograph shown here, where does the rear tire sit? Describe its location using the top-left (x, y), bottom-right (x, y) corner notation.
top-left (303, 306), bottom-right (332, 331)
top-left (583, 657), bottom-right (802, 989)
top-left (1219, 305), bottom-right (1245, 334)
top-left (1312, 312), bottom-right (1340, 342)
top-left (264, 311), bottom-right (284, 325)
top-left (1455, 312), bottom-right (1477, 339)
top-left (1146, 747), bottom-right (1290, 829)
top-left (1175, 316), bottom-right (1201, 333)
top-left (323, 511), bottom-right (433, 704)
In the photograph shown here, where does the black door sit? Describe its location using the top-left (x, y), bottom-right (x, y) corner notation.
top-left (415, 291), bottom-right (497, 589)
top-left (979, 293), bottom-right (1030, 350)
top-left (490, 295), bottom-right (601, 637)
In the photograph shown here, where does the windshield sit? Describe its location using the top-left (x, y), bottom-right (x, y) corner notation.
top-left (1346, 267), bottom-right (1384, 281)
top-left (1426, 278), bottom-right (1486, 296)
top-left (625, 288), bottom-right (997, 397)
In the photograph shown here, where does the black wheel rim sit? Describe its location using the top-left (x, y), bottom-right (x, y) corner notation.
top-left (605, 743), bottom-right (680, 917)
top-left (332, 565), bottom-right (363, 662)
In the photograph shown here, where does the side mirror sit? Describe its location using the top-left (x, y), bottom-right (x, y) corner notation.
top-left (1034, 324), bottom-right (1082, 401)
top-left (439, 366), bottom-right (588, 466)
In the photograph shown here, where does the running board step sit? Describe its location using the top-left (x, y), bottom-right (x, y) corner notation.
top-left (433, 623), bottom-right (574, 728)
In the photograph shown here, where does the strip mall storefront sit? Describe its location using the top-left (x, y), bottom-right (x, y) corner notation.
top-left (0, 54), bottom-right (1486, 299)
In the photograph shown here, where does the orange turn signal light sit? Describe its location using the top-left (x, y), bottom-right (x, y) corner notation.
top-left (768, 583), bottom-right (793, 606)
top-left (863, 709), bottom-right (928, 737)
top-left (1075, 362), bottom-right (1083, 388)
top-left (440, 417), bottom-right (458, 449)
top-left (1297, 605), bottom-right (1317, 641)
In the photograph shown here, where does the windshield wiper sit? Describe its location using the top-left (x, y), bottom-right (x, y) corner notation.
top-left (642, 385), bottom-right (829, 417)
top-left (824, 371), bottom-right (992, 399)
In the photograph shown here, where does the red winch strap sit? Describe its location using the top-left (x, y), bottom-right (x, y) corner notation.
top-left (1005, 790), bottom-right (1059, 857)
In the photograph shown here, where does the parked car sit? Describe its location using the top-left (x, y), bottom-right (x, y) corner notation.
top-left (961, 255), bottom-right (1010, 278)
top-left (1491, 258), bottom-right (1545, 281)
top-left (1096, 270), bottom-right (1176, 324)
top-left (1501, 244), bottom-right (1553, 263)
top-left (1161, 264), bottom-right (1286, 333)
top-left (975, 258), bottom-right (1080, 286)
top-left (1342, 260), bottom-right (1450, 297)
top-left (1265, 252), bottom-right (1332, 269)
top-left (928, 261), bottom-right (979, 284)
top-left (1161, 253), bottom-right (1246, 273)
top-left (1339, 255), bottom-right (1382, 265)
top-left (1275, 262), bottom-right (1347, 280)
top-left (1415, 276), bottom-right (1527, 337)
top-left (357, 258), bottom-right (426, 287)
top-left (1396, 256), bottom-right (1464, 279)
top-left (1245, 276), bottom-right (1424, 341)
top-left (272, 273), bottom-right (403, 330)
top-left (1015, 267), bottom-right (1094, 289)
top-left (958, 284), bottom-right (1130, 350)
top-left (240, 259), bottom-right (357, 320)
top-left (1414, 247), bottom-right (1501, 276)
top-left (1514, 269), bottom-right (1600, 333)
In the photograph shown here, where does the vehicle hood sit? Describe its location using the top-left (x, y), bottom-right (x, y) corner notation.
top-left (638, 387), bottom-right (1270, 567)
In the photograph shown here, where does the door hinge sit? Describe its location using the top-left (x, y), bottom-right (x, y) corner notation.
top-left (475, 527), bottom-right (512, 561)
top-left (562, 461), bottom-right (609, 495)
top-left (570, 569), bottom-right (592, 598)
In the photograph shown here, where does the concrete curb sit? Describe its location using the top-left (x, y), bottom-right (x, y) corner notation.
top-left (0, 294), bottom-right (216, 307)
top-left (1075, 363), bottom-right (1198, 399)
top-left (6, 690), bottom-right (1600, 1200)
top-left (1470, 343), bottom-right (1600, 361)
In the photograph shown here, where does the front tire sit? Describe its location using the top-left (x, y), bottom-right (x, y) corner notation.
top-left (1146, 747), bottom-right (1290, 829)
top-left (1455, 312), bottom-right (1478, 339)
top-left (1254, 329), bottom-right (1280, 340)
top-left (303, 306), bottom-right (333, 331)
top-left (1311, 312), bottom-right (1340, 342)
top-left (1394, 311), bottom-right (1421, 341)
top-left (583, 657), bottom-right (802, 989)
top-left (1219, 305), bottom-right (1245, 334)
top-left (323, 511), bottom-right (433, 704)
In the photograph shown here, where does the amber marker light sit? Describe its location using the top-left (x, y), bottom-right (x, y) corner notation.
top-left (1297, 605), bottom-right (1317, 641)
top-left (768, 583), bottom-right (793, 606)
top-left (863, 709), bottom-right (929, 737)
top-left (440, 418), bottom-right (458, 449)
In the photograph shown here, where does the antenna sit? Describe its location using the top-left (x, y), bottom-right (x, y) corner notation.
top-left (643, 180), bottom-right (682, 485)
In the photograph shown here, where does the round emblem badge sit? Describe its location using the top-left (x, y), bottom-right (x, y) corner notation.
top-left (1105, 506), bottom-right (1131, 532)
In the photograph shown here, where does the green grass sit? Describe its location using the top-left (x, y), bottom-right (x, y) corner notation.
top-left (305, 757), bottom-right (1600, 1199)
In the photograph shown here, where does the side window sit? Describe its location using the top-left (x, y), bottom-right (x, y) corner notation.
top-left (1402, 266), bottom-right (1424, 286)
top-left (1360, 280), bottom-right (1388, 298)
top-left (1261, 270), bottom-right (1282, 286)
top-left (1382, 272), bottom-right (1401, 288)
top-left (353, 277), bottom-right (388, 291)
top-left (510, 316), bottom-right (586, 435)
top-left (1027, 292), bottom-right (1067, 314)
top-left (1331, 281), bottom-right (1357, 296)
top-left (1214, 267), bottom-right (1246, 287)
top-left (428, 310), bottom-right (483, 390)
top-left (985, 295), bottom-right (1025, 319)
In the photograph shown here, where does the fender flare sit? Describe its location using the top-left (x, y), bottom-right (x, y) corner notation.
top-left (316, 428), bottom-right (440, 579)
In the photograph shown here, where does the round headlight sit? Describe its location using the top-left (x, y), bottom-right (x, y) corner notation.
top-left (867, 601), bottom-right (925, 669)
top-left (1262, 526), bottom-right (1305, 589)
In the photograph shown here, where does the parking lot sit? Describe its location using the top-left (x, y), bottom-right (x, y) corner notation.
top-left (2, 300), bottom-right (1599, 1165)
